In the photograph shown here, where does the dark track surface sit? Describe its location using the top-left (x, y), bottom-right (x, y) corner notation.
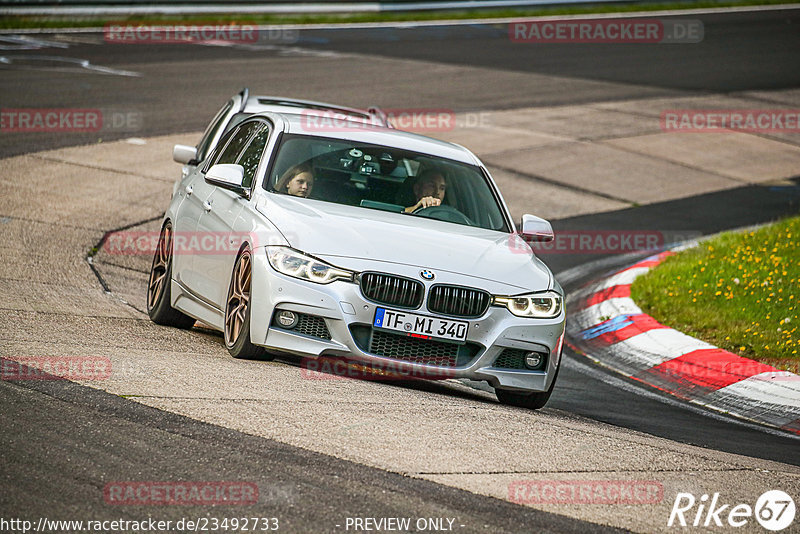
top-left (299, 10), bottom-right (800, 93)
top-left (0, 359), bottom-right (616, 533)
top-left (1, 8), bottom-right (798, 158)
top-left (1, 7), bottom-right (799, 530)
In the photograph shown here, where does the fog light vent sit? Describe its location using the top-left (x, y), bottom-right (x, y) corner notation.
top-left (276, 310), bottom-right (298, 329)
top-left (272, 311), bottom-right (332, 340)
top-left (493, 348), bottom-right (547, 370)
top-left (525, 351), bottom-right (543, 369)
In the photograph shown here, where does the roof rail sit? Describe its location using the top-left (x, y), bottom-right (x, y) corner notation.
top-left (368, 106), bottom-right (393, 128)
top-left (255, 96), bottom-right (371, 118)
top-left (238, 87), bottom-right (249, 113)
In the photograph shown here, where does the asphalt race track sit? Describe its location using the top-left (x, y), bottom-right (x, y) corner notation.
top-left (3, 8), bottom-right (799, 160)
top-left (1, 6), bottom-right (799, 533)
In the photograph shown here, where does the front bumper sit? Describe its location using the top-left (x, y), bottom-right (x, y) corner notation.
top-left (249, 251), bottom-right (565, 393)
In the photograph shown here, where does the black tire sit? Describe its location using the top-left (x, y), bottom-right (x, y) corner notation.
top-left (224, 248), bottom-right (271, 360)
top-left (147, 221), bottom-right (195, 329)
top-left (495, 363), bottom-right (560, 410)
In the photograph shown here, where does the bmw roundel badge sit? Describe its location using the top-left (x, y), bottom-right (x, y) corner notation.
top-left (420, 269), bottom-right (435, 281)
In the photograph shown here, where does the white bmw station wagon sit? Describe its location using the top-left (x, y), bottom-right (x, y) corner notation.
top-left (149, 95), bottom-right (565, 409)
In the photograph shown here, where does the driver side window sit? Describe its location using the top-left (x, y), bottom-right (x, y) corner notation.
top-left (236, 125), bottom-right (270, 188)
top-left (214, 121), bottom-right (262, 166)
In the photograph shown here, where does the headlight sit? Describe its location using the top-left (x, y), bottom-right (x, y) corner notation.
top-left (493, 291), bottom-right (562, 318)
top-left (266, 247), bottom-right (354, 284)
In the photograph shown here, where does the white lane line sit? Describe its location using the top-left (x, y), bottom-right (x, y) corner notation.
top-left (1, 3), bottom-right (798, 26)
top-left (197, 41), bottom-right (346, 57)
top-left (0, 55), bottom-right (140, 76)
top-left (0, 35), bottom-right (70, 51)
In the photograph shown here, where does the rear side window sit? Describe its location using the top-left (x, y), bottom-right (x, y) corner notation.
top-left (221, 112), bottom-right (251, 136)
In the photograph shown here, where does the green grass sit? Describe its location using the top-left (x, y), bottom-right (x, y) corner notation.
top-left (0, 0), bottom-right (797, 29)
top-left (631, 216), bottom-right (800, 372)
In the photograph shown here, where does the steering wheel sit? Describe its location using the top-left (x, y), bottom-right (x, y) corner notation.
top-left (413, 204), bottom-right (475, 226)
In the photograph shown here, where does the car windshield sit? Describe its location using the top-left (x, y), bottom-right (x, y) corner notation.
top-left (265, 134), bottom-right (509, 231)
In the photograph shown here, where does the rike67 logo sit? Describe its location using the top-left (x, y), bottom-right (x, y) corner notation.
top-left (668, 490), bottom-right (795, 531)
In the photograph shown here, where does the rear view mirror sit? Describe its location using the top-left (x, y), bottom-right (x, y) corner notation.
top-left (520, 214), bottom-right (554, 242)
top-left (173, 144), bottom-right (197, 164)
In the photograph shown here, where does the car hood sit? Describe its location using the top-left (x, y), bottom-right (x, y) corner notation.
top-left (257, 195), bottom-right (553, 293)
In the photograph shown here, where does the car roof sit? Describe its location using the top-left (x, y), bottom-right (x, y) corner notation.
top-left (264, 112), bottom-right (479, 166)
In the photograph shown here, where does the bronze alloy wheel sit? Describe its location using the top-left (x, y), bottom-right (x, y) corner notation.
top-left (225, 249), bottom-right (252, 347)
top-left (146, 221), bottom-right (195, 329)
top-left (147, 222), bottom-right (172, 312)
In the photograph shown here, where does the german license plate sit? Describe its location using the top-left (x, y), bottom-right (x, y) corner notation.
top-left (373, 308), bottom-right (468, 342)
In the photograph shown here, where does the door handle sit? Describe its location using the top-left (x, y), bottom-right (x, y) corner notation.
top-left (185, 185), bottom-right (193, 196)
top-left (202, 200), bottom-right (213, 212)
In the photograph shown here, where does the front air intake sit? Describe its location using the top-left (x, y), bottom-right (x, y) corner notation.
top-left (358, 272), bottom-right (424, 309)
top-left (427, 285), bottom-right (490, 318)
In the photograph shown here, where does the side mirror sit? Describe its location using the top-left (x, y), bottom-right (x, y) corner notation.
top-left (520, 214), bottom-right (554, 242)
top-left (205, 164), bottom-right (247, 196)
top-left (173, 144), bottom-right (197, 165)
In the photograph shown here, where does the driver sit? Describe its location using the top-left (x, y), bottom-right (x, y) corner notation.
top-left (404, 170), bottom-right (446, 213)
